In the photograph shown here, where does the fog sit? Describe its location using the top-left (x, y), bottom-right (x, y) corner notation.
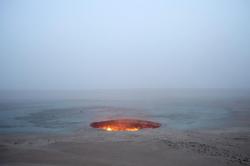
top-left (1, 0), bottom-right (250, 90)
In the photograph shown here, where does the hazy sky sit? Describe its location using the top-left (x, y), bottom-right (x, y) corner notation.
top-left (1, 0), bottom-right (250, 90)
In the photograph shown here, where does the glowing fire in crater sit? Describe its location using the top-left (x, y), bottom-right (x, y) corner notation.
top-left (90, 119), bottom-right (161, 132)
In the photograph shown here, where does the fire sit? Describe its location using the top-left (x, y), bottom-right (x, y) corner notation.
top-left (106, 127), bottom-right (113, 131)
top-left (126, 128), bottom-right (139, 131)
top-left (90, 119), bottom-right (161, 132)
top-left (102, 126), bottom-right (140, 132)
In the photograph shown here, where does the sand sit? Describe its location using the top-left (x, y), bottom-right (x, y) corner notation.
top-left (0, 127), bottom-right (250, 166)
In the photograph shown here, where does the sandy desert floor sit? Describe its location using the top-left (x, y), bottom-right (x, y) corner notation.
top-left (1, 89), bottom-right (250, 166)
top-left (0, 127), bottom-right (250, 166)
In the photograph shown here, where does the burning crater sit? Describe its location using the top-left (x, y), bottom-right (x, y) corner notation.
top-left (90, 119), bottom-right (161, 132)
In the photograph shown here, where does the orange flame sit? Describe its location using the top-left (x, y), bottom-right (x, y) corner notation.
top-left (101, 126), bottom-right (140, 132)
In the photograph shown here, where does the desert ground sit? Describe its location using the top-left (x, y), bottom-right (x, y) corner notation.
top-left (1, 126), bottom-right (250, 166)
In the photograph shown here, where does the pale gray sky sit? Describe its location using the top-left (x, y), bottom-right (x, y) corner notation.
top-left (1, 0), bottom-right (250, 90)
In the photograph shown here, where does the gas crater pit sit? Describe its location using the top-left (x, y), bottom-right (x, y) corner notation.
top-left (90, 119), bottom-right (161, 132)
